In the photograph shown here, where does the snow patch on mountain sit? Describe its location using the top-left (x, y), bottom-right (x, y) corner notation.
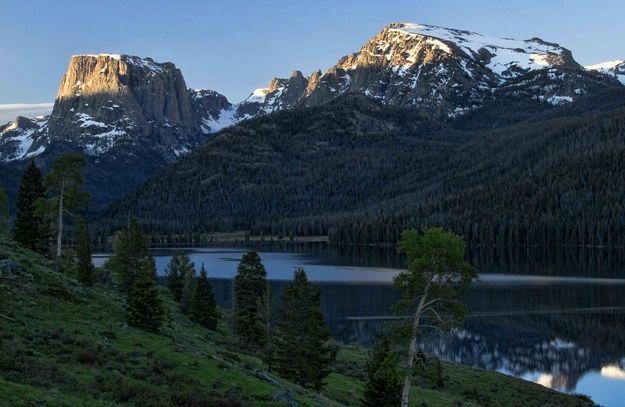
top-left (75, 112), bottom-right (108, 128)
top-left (200, 106), bottom-right (237, 134)
top-left (389, 23), bottom-right (569, 80)
top-left (0, 117), bottom-right (48, 162)
top-left (586, 60), bottom-right (625, 84)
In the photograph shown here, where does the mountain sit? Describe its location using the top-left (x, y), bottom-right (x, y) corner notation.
top-left (98, 87), bottom-right (625, 247)
top-left (586, 60), bottom-right (625, 84)
top-left (0, 116), bottom-right (48, 162)
top-left (2, 23), bottom-right (624, 211)
top-left (0, 54), bottom-right (234, 209)
top-left (235, 23), bottom-right (622, 118)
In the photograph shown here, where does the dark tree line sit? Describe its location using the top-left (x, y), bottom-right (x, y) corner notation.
top-left (96, 92), bottom-right (625, 248)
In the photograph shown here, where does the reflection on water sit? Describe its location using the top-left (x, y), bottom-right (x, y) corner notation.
top-left (94, 243), bottom-right (625, 406)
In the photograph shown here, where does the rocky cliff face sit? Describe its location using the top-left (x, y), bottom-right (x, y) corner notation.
top-left (49, 54), bottom-right (202, 157)
top-left (189, 88), bottom-right (235, 134)
top-left (236, 23), bottom-right (623, 118)
top-left (235, 70), bottom-right (309, 119)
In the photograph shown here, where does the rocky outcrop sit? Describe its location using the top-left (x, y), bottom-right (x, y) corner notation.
top-left (235, 70), bottom-right (310, 119)
top-left (49, 54), bottom-right (202, 157)
top-left (190, 89), bottom-right (235, 133)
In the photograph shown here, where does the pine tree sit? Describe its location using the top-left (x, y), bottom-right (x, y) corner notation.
top-left (190, 263), bottom-right (218, 330)
top-left (165, 251), bottom-right (194, 301)
top-left (127, 256), bottom-right (164, 332)
top-left (13, 160), bottom-right (48, 253)
top-left (274, 268), bottom-right (336, 390)
top-left (258, 286), bottom-right (274, 371)
top-left (233, 251), bottom-right (268, 348)
top-left (0, 187), bottom-right (8, 236)
top-left (106, 218), bottom-right (151, 293)
top-left (362, 334), bottom-right (402, 407)
top-left (180, 265), bottom-right (196, 314)
top-left (75, 218), bottom-right (95, 286)
top-left (41, 153), bottom-right (89, 266)
top-left (394, 227), bottom-right (478, 407)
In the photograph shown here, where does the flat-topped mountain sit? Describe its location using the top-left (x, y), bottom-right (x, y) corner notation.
top-left (0, 54), bottom-right (233, 208)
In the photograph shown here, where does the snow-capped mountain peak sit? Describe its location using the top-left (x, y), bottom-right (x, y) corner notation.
top-left (234, 22), bottom-right (614, 118)
top-left (586, 60), bottom-right (625, 84)
top-left (384, 23), bottom-right (576, 80)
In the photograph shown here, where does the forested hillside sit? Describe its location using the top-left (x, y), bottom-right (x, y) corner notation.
top-left (98, 90), bottom-right (625, 247)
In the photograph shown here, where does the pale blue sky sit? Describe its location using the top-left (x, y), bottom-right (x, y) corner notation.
top-left (1, 0), bottom-right (624, 113)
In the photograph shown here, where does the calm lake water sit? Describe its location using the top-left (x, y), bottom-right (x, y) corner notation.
top-left (94, 243), bottom-right (625, 407)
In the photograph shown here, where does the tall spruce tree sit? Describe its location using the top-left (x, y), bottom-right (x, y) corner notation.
top-left (362, 334), bottom-right (402, 407)
top-left (106, 218), bottom-right (151, 293)
top-left (127, 256), bottom-right (164, 332)
top-left (190, 263), bottom-right (218, 330)
top-left (13, 160), bottom-right (48, 252)
top-left (0, 187), bottom-right (8, 236)
top-left (258, 286), bottom-right (274, 371)
top-left (41, 153), bottom-right (89, 266)
top-left (165, 251), bottom-right (194, 301)
top-left (274, 268), bottom-right (336, 390)
top-left (75, 218), bottom-right (95, 286)
top-left (233, 251), bottom-right (268, 348)
top-left (180, 265), bottom-right (197, 314)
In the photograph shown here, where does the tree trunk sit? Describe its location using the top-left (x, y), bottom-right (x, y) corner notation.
top-left (401, 284), bottom-right (430, 407)
top-left (55, 178), bottom-right (65, 268)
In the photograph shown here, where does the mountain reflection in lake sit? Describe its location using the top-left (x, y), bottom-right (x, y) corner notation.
top-left (93, 243), bottom-right (625, 407)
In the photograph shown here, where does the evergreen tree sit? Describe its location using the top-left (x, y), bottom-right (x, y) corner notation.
top-left (0, 187), bottom-right (8, 236)
top-left (233, 251), bottom-right (268, 348)
top-left (274, 268), bottom-right (336, 390)
top-left (165, 251), bottom-right (194, 301)
top-left (13, 160), bottom-right (48, 252)
top-left (106, 218), bottom-right (151, 293)
top-left (362, 334), bottom-right (402, 407)
top-left (75, 218), bottom-right (95, 286)
top-left (258, 286), bottom-right (274, 371)
top-left (394, 227), bottom-right (478, 407)
top-left (180, 265), bottom-right (196, 314)
top-left (127, 256), bottom-right (164, 332)
top-left (190, 263), bottom-right (218, 330)
top-left (41, 153), bottom-right (89, 266)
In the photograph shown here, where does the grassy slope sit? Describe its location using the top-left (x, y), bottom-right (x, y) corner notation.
top-left (0, 237), bottom-right (594, 407)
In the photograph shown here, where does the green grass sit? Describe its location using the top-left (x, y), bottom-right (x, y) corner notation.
top-left (0, 237), bottom-right (596, 406)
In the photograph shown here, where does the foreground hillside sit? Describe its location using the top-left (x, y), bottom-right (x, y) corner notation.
top-left (101, 90), bottom-right (625, 247)
top-left (0, 237), bottom-right (594, 406)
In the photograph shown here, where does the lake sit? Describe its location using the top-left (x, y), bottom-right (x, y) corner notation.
top-left (93, 243), bottom-right (625, 407)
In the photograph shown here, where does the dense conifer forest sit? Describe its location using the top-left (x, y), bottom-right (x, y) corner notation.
top-left (98, 90), bottom-right (625, 247)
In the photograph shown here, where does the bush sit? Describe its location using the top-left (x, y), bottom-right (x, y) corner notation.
top-left (170, 387), bottom-right (241, 407)
top-left (113, 377), bottom-right (165, 405)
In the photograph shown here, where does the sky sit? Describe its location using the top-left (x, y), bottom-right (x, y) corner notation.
top-left (1, 0), bottom-right (625, 122)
